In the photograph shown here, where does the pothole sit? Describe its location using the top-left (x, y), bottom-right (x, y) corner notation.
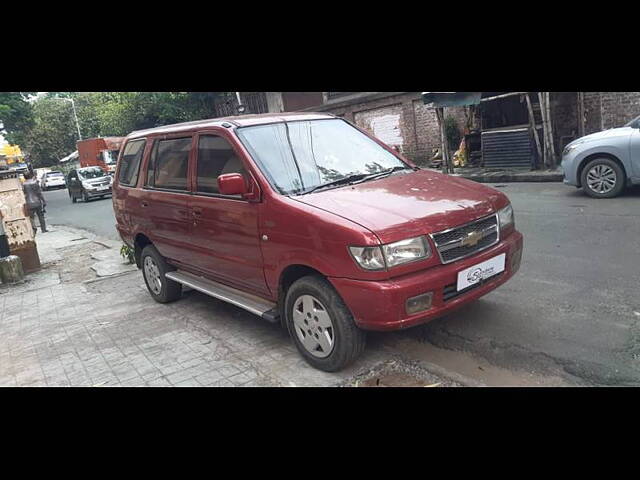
top-left (346, 359), bottom-right (463, 387)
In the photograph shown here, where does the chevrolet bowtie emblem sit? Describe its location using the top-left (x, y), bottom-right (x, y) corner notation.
top-left (461, 230), bottom-right (483, 248)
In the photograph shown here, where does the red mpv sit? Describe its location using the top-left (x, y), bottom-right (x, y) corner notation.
top-left (113, 113), bottom-right (523, 371)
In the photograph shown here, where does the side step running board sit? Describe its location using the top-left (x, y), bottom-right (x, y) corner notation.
top-left (165, 270), bottom-right (280, 323)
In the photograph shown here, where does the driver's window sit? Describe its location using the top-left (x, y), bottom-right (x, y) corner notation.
top-left (196, 135), bottom-right (246, 195)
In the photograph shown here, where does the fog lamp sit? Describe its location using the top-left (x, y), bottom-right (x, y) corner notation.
top-left (406, 292), bottom-right (433, 315)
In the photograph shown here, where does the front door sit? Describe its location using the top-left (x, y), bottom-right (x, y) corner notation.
top-left (188, 131), bottom-right (269, 297)
top-left (630, 126), bottom-right (640, 177)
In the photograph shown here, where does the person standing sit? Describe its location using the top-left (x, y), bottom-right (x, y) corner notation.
top-left (22, 171), bottom-right (48, 233)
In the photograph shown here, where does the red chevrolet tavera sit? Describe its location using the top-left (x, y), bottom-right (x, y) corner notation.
top-left (113, 112), bottom-right (523, 371)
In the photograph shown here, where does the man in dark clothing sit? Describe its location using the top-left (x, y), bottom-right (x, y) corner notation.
top-left (22, 171), bottom-right (48, 233)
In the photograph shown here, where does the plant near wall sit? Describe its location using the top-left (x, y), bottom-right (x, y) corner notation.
top-left (444, 116), bottom-right (462, 153)
top-left (120, 244), bottom-right (135, 264)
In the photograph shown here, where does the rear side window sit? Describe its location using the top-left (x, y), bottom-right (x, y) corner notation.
top-left (196, 135), bottom-right (246, 194)
top-left (118, 139), bottom-right (146, 186)
top-left (146, 137), bottom-right (191, 191)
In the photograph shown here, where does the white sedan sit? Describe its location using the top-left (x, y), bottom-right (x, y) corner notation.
top-left (41, 171), bottom-right (67, 190)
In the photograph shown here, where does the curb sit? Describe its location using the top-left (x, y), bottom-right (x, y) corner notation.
top-left (458, 173), bottom-right (564, 183)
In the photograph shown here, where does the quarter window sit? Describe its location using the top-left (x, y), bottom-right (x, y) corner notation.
top-left (196, 135), bottom-right (246, 194)
top-left (118, 139), bottom-right (146, 186)
top-left (146, 137), bottom-right (192, 191)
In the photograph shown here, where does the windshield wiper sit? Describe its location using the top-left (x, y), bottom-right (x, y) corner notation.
top-left (350, 165), bottom-right (414, 185)
top-left (298, 173), bottom-right (371, 195)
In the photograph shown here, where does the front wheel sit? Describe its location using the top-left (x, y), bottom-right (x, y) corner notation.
top-left (82, 190), bottom-right (90, 202)
top-left (581, 158), bottom-right (625, 198)
top-left (285, 275), bottom-right (366, 372)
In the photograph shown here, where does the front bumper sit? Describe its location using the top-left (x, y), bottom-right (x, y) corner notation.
top-left (329, 230), bottom-right (523, 331)
top-left (85, 187), bottom-right (112, 197)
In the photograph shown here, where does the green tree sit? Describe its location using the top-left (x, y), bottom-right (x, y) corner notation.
top-left (0, 92), bottom-right (36, 146)
top-left (23, 98), bottom-right (79, 167)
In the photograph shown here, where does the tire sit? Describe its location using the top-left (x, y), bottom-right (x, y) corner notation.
top-left (140, 245), bottom-right (182, 303)
top-left (581, 158), bottom-right (625, 198)
top-left (82, 191), bottom-right (90, 202)
top-left (285, 275), bottom-right (366, 372)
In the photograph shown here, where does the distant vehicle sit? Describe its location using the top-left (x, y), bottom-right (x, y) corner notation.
top-left (35, 168), bottom-right (51, 184)
top-left (41, 171), bottom-right (66, 190)
top-left (67, 166), bottom-right (113, 203)
top-left (561, 114), bottom-right (640, 198)
top-left (77, 137), bottom-right (124, 174)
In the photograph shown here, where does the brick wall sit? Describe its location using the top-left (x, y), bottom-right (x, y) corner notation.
top-left (312, 92), bottom-right (466, 165)
top-left (582, 92), bottom-right (640, 134)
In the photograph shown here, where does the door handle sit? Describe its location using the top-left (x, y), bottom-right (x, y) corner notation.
top-left (192, 208), bottom-right (202, 216)
top-left (141, 201), bottom-right (148, 207)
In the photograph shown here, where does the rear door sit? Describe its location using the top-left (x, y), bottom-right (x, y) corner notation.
top-left (188, 130), bottom-right (268, 296)
top-left (142, 134), bottom-right (194, 266)
top-left (114, 138), bottom-right (148, 244)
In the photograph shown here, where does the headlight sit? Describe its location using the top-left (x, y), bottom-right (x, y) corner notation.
top-left (349, 236), bottom-right (431, 270)
top-left (497, 204), bottom-right (514, 230)
top-left (349, 246), bottom-right (385, 270)
top-left (383, 236), bottom-right (431, 267)
top-left (562, 142), bottom-right (583, 156)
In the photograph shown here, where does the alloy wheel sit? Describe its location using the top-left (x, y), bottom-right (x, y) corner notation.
top-left (143, 256), bottom-right (162, 295)
top-left (292, 295), bottom-right (335, 358)
top-left (586, 164), bottom-right (617, 194)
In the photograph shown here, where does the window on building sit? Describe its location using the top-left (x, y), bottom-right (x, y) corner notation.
top-left (146, 137), bottom-right (191, 191)
top-left (118, 139), bottom-right (146, 186)
top-left (196, 135), bottom-right (246, 195)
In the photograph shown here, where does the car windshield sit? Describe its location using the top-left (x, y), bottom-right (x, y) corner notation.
top-left (236, 119), bottom-right (410, 195)
top-left (78, 167), bottom-right (105, 179)
top-left (624, 115), bottom-right (640, 128)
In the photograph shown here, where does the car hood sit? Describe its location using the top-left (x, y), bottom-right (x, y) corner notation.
top-left (293, 169), bottom-right (506, 244)
top-left (568, 126), bottom-right (633, 147)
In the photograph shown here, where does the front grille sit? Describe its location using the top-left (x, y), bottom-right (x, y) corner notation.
top-left (431, 214), bottom-right (499, 264)
top-left (443, 271), bottom-right (504, 302)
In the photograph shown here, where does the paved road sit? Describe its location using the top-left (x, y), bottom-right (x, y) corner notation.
top-left (409, 182), bottom-right (640, 385)
top-left (43, 188), bottom-right (119, 241)
top-left (41, 182), bottom-right (640, 385)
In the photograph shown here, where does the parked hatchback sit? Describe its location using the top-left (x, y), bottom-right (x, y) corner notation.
top-left (561, 114), bottom-right (640, 198)
top-left (113, 113), bottom-right (523, 371)
top-left (67, 166), bottom-right (113, 202)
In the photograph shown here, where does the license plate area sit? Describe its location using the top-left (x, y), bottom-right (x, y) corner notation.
top-left (456, 253), bottom-right (505, 291)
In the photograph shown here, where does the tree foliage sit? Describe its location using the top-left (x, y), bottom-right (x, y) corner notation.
top-left (0, 92), bottom-right (36, 146)
top-left (0, 92), bottom-right (226, 168)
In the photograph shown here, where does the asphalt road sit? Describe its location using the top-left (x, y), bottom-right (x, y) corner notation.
top-left (41, 183), bottom-right (640, 385)
top-left (43, 187), bottom-right (119, 241)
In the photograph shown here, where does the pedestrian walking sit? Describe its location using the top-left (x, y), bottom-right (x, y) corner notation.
top-left (22, 171), bottom-right (48, 233)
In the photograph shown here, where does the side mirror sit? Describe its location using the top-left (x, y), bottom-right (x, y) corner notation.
top-left (217, 173), bottom-right (248, 196)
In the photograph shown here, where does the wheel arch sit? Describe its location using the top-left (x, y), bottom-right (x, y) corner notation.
top-left (577, 153), bottom-right (627, 187)
top-left (133, 233), bottom-right (152, 268)
top-left (277, 264), bottom-right (325, 328)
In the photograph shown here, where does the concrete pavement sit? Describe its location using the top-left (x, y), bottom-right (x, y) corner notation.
top-left (20, 182), bottom-right (640, 386)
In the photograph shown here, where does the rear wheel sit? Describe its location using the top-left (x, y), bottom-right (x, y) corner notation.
top-left (581, 158), bottom-right (625, 198)
top-left (140, 245), bottom-right (182, 303)
top-left (285, 275), bottom-right (366, 372)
